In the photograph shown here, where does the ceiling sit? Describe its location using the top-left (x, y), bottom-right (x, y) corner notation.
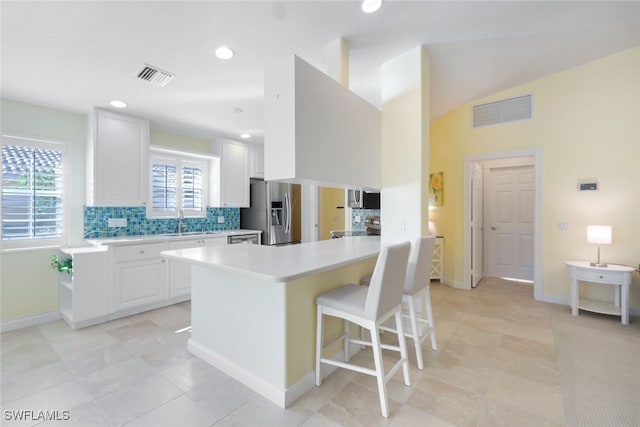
top-left (2, 1), bottom-right (639, 145)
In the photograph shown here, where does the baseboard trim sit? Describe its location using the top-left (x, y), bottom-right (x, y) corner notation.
top-left (444, 278), bottom-right (467, 290)
top-left (537, 294), bottom-right (569, 305)
top-left (1, 311), bottom-right (62, 333)
top-left (187, 338), bottom-right (355, 408)
top-left (188, 338), bottom-right (290, 408)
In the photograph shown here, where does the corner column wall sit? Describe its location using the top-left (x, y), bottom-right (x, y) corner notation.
top-left (380, 46), bottom-right (430, 244)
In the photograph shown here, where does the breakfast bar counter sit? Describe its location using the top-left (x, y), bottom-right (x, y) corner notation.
top-left (161, 236), bottom-right (380, 408)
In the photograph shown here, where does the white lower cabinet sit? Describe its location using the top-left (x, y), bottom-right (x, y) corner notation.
top-left (169, 236), bottom-right (226, 297)
top-left (60, 232), bottom-right (257, 328)
top-left (113, 242), bottom-right (168, 311)
top-left (57, 247), bottom-right (110, 329)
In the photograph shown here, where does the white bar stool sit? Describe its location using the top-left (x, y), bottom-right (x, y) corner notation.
top-left (315, 241), bottom-right (411, 418)
top-left (361, 236), bottom-right (438, 369)
top-left (400, 235), bottom-right (437, 369)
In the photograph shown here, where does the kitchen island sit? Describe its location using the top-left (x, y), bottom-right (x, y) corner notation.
top-left (161, 236), bottom-right (381, 408)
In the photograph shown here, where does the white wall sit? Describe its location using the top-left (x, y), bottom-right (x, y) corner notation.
top-left (264, 56), bottom-right (381, 189)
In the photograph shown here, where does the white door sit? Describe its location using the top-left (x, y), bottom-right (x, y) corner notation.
top-left (485, 165), bottom-right (534, 281)
top-left (470, 163), bottom-right (483, 287)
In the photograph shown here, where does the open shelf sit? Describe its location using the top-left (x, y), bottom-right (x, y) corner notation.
top-left (59, 274), bottom-right (73, 291)
top-left (579, 299), bottom-right (621, 316)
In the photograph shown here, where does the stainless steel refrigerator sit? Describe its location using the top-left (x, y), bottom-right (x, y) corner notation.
top-left (240, 179), bottom-right (301, 245)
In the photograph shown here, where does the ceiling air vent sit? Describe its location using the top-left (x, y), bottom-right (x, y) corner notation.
top-left (472, 94), bottom-right (532, 128)
top-left (136, 64), bottom-right (175, 87)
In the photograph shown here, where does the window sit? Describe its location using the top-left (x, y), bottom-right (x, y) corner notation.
top-left (151, 159), bottom-right (177, 212)
top-left (149, 150), bottom-right (209, 218)
top-left (2, 135), bottom-right (66, 250)
top-left (181, 162), bottom-right (203, 211)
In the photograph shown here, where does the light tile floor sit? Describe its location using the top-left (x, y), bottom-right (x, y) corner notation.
top-left (2, 278), bottom-right (638, 426)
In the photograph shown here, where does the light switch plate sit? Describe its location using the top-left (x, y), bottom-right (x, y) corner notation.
top-left (108, 218), bottom-right (127, 228)
top-left (217, 216), bottom-right (225, 224)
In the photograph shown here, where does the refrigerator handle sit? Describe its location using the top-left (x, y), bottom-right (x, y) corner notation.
top-left (285, 192), bottom-right (291, 234)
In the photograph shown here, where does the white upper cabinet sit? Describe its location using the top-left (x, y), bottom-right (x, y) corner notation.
top-left (220, 139), bottom-right (250, 207)
top-left (87, 108), bottom-right (149, 206)
top-left (264, 55), bottom-right (381, 189)
top-left (249, 144), bottom-right (265, 179)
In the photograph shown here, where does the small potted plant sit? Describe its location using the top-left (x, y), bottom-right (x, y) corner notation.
top-left (51, 255), bottom-right (73, 275)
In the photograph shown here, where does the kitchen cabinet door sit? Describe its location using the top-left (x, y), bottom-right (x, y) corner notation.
top-left (114, 258), bottom-right (168, 311)
top-left (88, 108), bottom-right (149, 206)
top-left (113, 242), bottom-right (168, 311)
top-left (220, 139), bottom-right (250, 207)
top-left (250, 144), bottom-right (265, 179)
top-left (169, 236), bottom-right (226, 297)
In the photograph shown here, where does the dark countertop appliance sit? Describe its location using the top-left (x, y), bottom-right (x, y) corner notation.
top-left (347, 189), bottom-right (380, 209)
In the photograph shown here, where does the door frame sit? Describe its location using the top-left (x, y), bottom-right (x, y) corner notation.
top-left (463, 148), bottom-right (543, 300)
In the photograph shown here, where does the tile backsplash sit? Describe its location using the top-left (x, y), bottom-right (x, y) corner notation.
top-left (351, 209), bottom-right (380, 231)
top-left (84, 206), bottom-right (240, 238)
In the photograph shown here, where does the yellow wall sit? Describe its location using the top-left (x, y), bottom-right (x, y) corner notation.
top-left (380, 46), bottom-right (430, 244)
top-left (430, 47), bottom-right (640, 307)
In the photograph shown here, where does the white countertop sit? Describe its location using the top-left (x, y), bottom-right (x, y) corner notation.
top-left (60, 245), bottom-right (109, 255)
top-left (86, 229), bottom-right (261, 246)
top-left (161, 236), bottom-right (381, 282)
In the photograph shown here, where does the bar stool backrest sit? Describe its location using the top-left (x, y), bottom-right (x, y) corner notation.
top-left (364, 241), bottom-right (411, 320)
top-left (404, 236), bottom-right (436, 296)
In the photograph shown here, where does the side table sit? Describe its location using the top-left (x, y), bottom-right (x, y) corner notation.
top-left (431, 236), bottom-right (444, 282)
top-left (565, 261), bottom-right (635, 325)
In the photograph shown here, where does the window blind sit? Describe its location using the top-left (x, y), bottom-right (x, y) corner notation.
top-left (2, 143), bottom-right (64, 241)
top-left (181, 165), bottom-right (203, 211)
top-left (151, 162), bottom-right (177, 211)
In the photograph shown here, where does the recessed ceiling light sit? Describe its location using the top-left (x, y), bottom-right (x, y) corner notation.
top-left (110, 100), bottom-right (127, 108)
top-left (215, 46), bottom-right (234, 60)
top-left (362, 0), bottom-right (382, 13)
top-left (240, 133), bottom-right (251, 139)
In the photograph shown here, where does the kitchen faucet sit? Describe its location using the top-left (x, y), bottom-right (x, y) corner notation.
top-left (177, 208), bottom-right (185, 233)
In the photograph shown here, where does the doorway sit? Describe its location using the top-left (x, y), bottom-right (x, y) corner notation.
top-left (464, 149), bottom-right (542, 300)
top-left (318, 187), bottom-right (345, 240)
top-left (485, 162), bottom-right (534, 281)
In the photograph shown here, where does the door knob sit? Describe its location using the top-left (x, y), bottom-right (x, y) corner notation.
top-left (491, 226), bottom-right (497, 230)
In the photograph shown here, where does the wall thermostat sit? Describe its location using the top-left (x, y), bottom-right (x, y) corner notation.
top-left (578, 179), bottom-right (598, 191)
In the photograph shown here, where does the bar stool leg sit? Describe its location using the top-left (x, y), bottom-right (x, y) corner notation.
top-left (425, 284), bottom-right (437, 351)
top-left (370, 322), bottom-right (389, 418)
top-left (315, 308), bottom-right (324, 386)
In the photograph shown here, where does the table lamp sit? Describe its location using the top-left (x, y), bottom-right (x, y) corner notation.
top-left (587, 225), bottom-right (612, 267)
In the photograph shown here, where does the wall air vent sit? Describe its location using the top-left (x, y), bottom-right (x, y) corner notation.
top-left (136, 64), bottom-right (175, 87)
top-left (472, 94), bottom-right (532, 128)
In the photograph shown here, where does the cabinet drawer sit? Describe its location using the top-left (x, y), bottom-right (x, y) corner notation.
top-left (574, 269), bottom-right (623, 284)
top-left (115, 243), bottom-right (167, 262)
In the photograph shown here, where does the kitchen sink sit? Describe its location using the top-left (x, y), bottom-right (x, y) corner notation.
top-left (161, 231), bottom-right (225, 236)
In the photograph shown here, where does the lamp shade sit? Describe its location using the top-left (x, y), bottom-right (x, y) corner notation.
top-left (587, 225), bottom-right (612, 245)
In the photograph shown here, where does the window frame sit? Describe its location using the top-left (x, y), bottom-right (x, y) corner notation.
top-left (1, 134), bottom-right (68, 252)
top-left (147, 147), bottom-right (211, 219)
